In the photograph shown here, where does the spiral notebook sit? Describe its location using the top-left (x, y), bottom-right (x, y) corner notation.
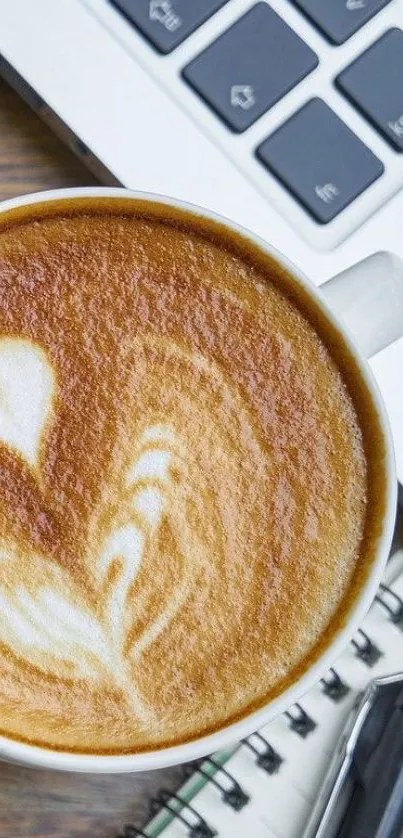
top-left (121, 547), bottom-right (403, 838)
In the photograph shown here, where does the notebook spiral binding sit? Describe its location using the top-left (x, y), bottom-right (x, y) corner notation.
top-left (120, 582), bottom-right (402, 838)
top-left (242, 731), bottom-right (283, 775)
top-left (377, 583), bottom-right (403, 625)
top-left (118, 827), bottom-right (149, 838)
top-left (351, 627), bottom-right (382, 667)
top-left (152, 791), bottom-right (217, 838)
top-left (184, 758), bottom-right (249, 811)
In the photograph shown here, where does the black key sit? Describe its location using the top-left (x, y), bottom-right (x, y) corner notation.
top-left (256, 98), bottom-right (383, 223)
top-left (292, 0), bottom-right (393, 45)
top-left (109, 0), bottom-right (229, 54)
top-left (183, 3), bottom-right (318, 133)
top-left (337, 29), bottom-right (403, 152)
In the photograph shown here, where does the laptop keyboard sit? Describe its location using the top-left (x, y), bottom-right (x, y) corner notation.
top-left (108, 0), bottom-right (399, 227)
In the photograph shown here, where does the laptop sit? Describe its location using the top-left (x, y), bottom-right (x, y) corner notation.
top-left (0, 0), bottom-right (402, 487)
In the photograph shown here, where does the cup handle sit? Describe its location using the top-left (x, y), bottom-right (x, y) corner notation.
top-left (321, 252), bottom-right (403, 360)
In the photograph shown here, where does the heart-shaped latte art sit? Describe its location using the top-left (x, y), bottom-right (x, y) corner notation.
top-left (0, 338), bottom-right (55, 469)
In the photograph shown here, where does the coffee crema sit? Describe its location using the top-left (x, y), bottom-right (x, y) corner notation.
top-left (0, 198), bottom-right (386, 754)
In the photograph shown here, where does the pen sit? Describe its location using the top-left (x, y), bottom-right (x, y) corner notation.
top-left (302, 672), bottom-right (403, 838)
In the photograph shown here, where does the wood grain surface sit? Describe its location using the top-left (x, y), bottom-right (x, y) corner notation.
top-left (0, 78), bottom-right (99, 200)
top-left (0, 79), bottom-right (185, 838)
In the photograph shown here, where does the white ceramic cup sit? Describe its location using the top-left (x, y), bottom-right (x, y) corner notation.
top-left (0, 186), bottom-right (401, 774)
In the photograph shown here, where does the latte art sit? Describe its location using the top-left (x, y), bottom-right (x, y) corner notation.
top-left (0, 341), bottom-right (183, 726)
top-left (0, 333), bottom-right (267, 740)
top-left (0, 199), bottom-right (385, 754)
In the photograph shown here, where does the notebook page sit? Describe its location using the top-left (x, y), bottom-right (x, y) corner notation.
top-left (142, 551), bottom-right (403, 838)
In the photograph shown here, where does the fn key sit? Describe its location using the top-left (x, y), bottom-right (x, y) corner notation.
top-left (257, 99), bottom-right (383, 224)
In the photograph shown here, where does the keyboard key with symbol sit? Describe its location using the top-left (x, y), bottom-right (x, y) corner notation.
top-left (337, 29), bottom-right (403, 152)
top-left (256, 98), bottom-right (383, 223)
top-left (109, 0), bottom-right (229, 54)
top-left (183, 3), bottom-right (318, 133)
top-left (292, 0), bottom-right (393, 45)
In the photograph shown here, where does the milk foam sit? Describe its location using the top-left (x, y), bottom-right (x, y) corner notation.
top-left (0, 338), bottom-right (55, 469)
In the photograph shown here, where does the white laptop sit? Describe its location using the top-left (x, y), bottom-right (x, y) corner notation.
top-left (0, 0), bottom-right (402, 486)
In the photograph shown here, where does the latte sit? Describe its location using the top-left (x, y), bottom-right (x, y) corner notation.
top-left (0, 198), bottom-right (386, 754)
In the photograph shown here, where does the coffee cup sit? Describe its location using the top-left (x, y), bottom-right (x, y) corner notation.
top-left (0, 186), bottom-right (400, 773)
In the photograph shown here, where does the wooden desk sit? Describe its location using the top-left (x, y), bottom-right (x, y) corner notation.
top-left (0, 79), bottom-right (99, 199)
top-left (0, 79), bottom-right (184, 838)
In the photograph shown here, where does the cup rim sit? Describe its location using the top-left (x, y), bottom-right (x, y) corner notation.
top-left (0, 186), bottom-right (396, 773)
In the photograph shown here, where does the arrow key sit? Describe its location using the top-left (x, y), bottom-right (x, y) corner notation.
top-left (109, 0), bottom-right (230, 54)
top-left (292, 0), bottom-right (393, 45)
top-left (183, 3), bottom-right (318, 133)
